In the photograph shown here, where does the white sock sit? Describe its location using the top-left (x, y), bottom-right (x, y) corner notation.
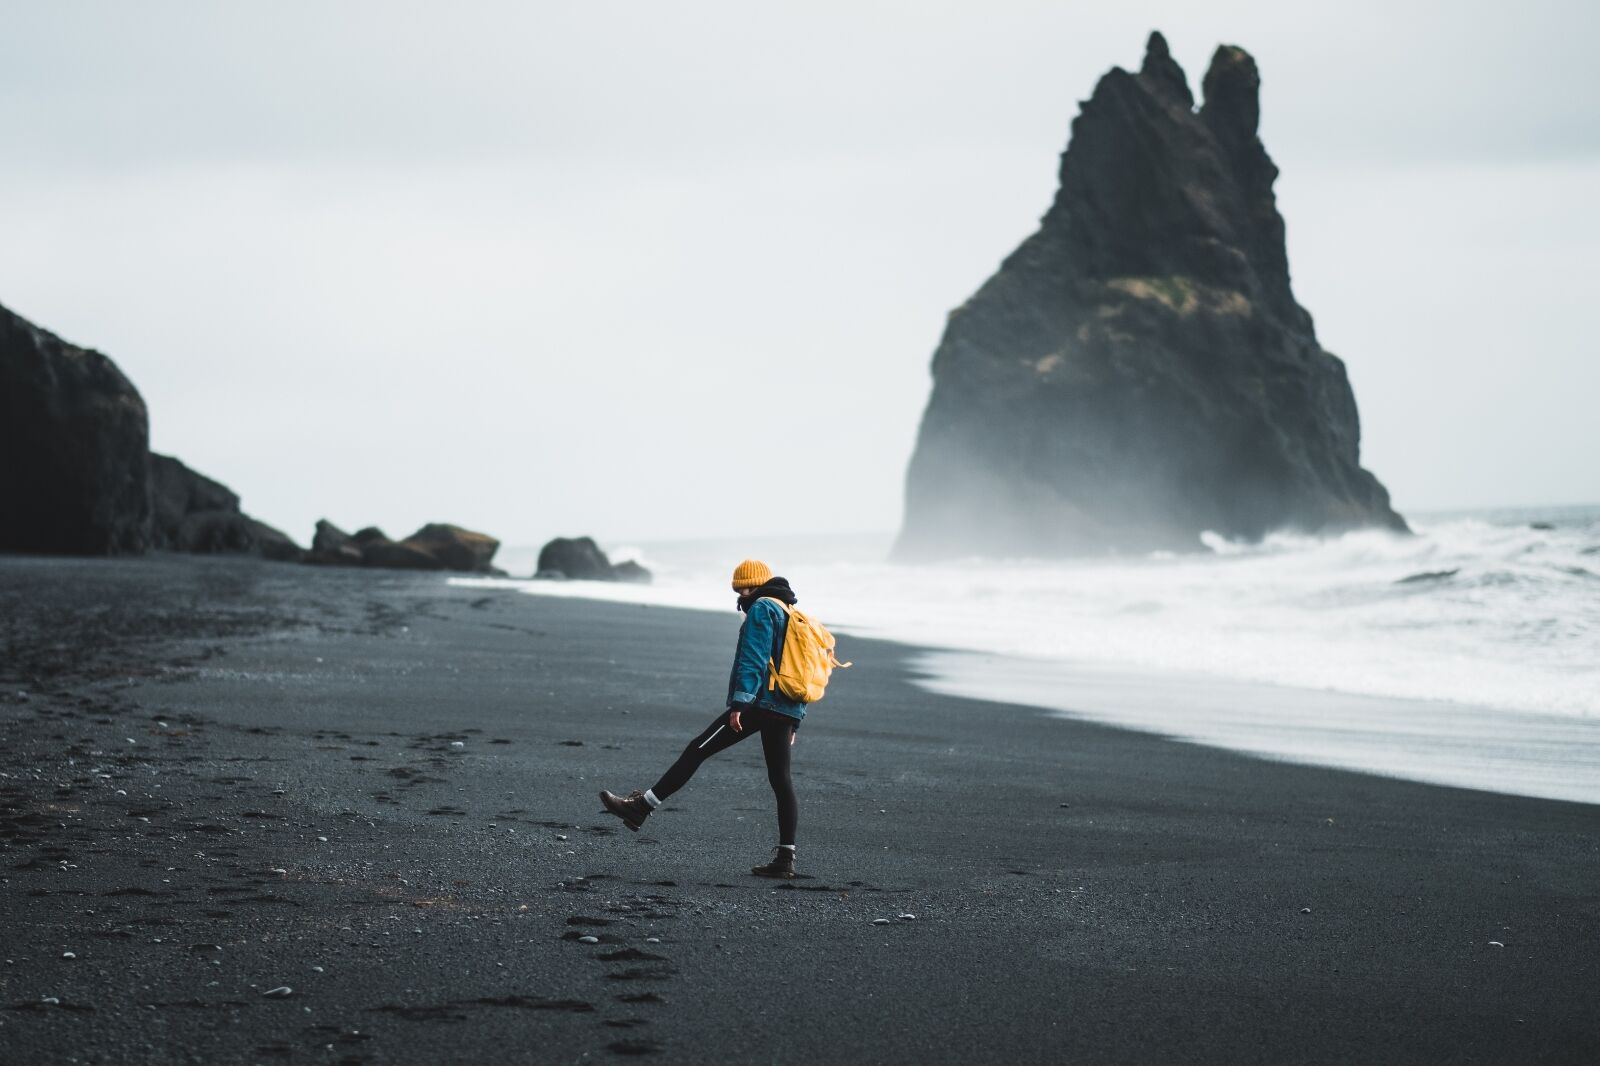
top-left (777, 844), bottom-right (796, 851)
top-left (642, 789), bottom-right (662, 809)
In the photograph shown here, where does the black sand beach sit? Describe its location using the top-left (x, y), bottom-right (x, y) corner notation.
top-left (1, 555), bottom-right (1595, 1064)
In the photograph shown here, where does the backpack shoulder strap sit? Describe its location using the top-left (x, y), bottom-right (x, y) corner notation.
top-left (756, 597), bottom-right (791, 692)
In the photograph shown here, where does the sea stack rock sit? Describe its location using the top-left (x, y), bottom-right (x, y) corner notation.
top-left (895, 33), bottom-right (1407, 559)
top-left (535, 536), bottom-right (652, 583)
top-left (0, 302), bottom-right (153, 554)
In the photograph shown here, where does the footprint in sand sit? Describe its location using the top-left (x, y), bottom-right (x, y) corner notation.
top-left (605, 967), bottom-right (677, 982)
top-left (597, 949), bottom-right (667, 963)
top-left (606, 1038), bottom-right (665, 1056)
top-left (370, 997), bottom-right (594, 1023)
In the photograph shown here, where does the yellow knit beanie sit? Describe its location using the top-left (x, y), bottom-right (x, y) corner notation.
top-left (731, 559), bottom-right (773, 589)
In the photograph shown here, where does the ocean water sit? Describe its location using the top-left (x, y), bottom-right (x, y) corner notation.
top-left (465, 505), bottom-right (1600, 804)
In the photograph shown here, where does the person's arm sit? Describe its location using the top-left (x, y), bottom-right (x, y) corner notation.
top-left (727, 601), bottom-right (779, 726)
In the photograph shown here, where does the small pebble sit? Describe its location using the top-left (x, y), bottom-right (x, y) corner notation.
top-left (1059, 803), bottom-right (1071, 808)
top-left (645, 938), bottom-right (661, 944)
top-left (41, 997), bottom-right (59, 1005)
top-left (270, 868), bottom-right (287, 876)
top-left (450, 741), bottom-right (465, 749)
top-left (262, 986), bottom-right (293, 997)
top-left (62, 952), bottom-right (76, 959)
top-left (555, 834), bottom-right (568, 841)
top-left (316, 836), bottom-right (328, 843)
top-left (311, 966), bottom-right (324, 973)
top-left (1489, 941), bottom-right (1505, 948)
top-left (578, 936), bottom-right (599, 944)
top-left (1300, 908), bottom-right (1311, 914)
top-left (897, 914), bottom-right (916, 921)
top-left (872, 918), bottom-right (891, 925)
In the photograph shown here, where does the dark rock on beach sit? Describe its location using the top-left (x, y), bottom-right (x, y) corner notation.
top-left (312, 518), bottom-right (353, 554)
top-left (150, 451), bottom-right (239, 532)
top-left (332, 522), bottom-right (503, 573)
top-left (149, 452), bottom-right (304, 561)
top-left (611, 559), bottom-right (653, 584)
top-left (360, 534), bottom-right (441, 569)
top-left (537, 536), bottom-right (652, 583)
top-left (404, 522), bottom-right (501, 572)
top-left (307, 518), bottom-right (364, 565)
top-left (896, 33), bottom-right (1407, 559)
top-left (538, 536), bottom-right (613, 580)
top-left (0, 301), bottom-right (152, 554)
top-left (167, 510), bottom-right (302, 561)
top-left (361, 536), bottom-right (443, 570)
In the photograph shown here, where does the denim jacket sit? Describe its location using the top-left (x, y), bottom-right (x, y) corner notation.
top-left (726, 597), bottom-right (807, 723)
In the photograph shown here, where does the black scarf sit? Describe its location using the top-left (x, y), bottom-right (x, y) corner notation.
top-left (738, 577), bottom-right (798, 612)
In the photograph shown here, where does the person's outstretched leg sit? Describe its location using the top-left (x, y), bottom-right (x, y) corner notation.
top-left (650, 709), bottom-right (755, 801)
top-left (599, 709), bottom-right (752, 831)
top-left (751, 715), bottom-right (799, 878)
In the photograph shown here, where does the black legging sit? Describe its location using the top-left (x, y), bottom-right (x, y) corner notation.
top-left (650, 707), bottom-right (798, 847)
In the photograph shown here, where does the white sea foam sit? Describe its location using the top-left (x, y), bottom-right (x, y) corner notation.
top-left (458, 506), bottom-right (1600, 803)
top-left (912, 651), bottom-right (1600, 806)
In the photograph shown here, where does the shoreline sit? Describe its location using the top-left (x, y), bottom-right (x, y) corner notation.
top-left (3, 554), bottom-right (1597, 1064)
top-left (454, 574), bottom-right (1600, 809)
top-left (911, 649), bottom-right (1600, 808)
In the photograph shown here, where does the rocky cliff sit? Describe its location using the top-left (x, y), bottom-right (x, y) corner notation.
top-left (895, 33), bottom-right (1407, 559)
top-left (1, 303), bottom-right (153, 554)
top-left (1, 300), bottom-right (514, 571)
top-left (1, 300), bottom-right (300, 559)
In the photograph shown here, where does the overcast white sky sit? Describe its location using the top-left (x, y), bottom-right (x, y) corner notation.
top-left (3, 2), bottom-right (1596, 545)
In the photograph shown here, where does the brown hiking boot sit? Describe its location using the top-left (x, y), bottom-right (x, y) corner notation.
top-left (751, 847), bottom-right (797, 879)
top-left (598, 789), bottom-right (651, 832)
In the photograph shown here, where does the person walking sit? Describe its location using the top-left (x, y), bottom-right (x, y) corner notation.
top-left (599, 559), bottom-right (807, 879)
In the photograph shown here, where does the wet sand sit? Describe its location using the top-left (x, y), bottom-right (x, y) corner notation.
top-left (1, 555), bottom-right (1596, 1064)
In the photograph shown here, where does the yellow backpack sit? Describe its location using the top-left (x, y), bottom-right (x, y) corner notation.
top-left (763, 599), bottom-right (852, 703)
